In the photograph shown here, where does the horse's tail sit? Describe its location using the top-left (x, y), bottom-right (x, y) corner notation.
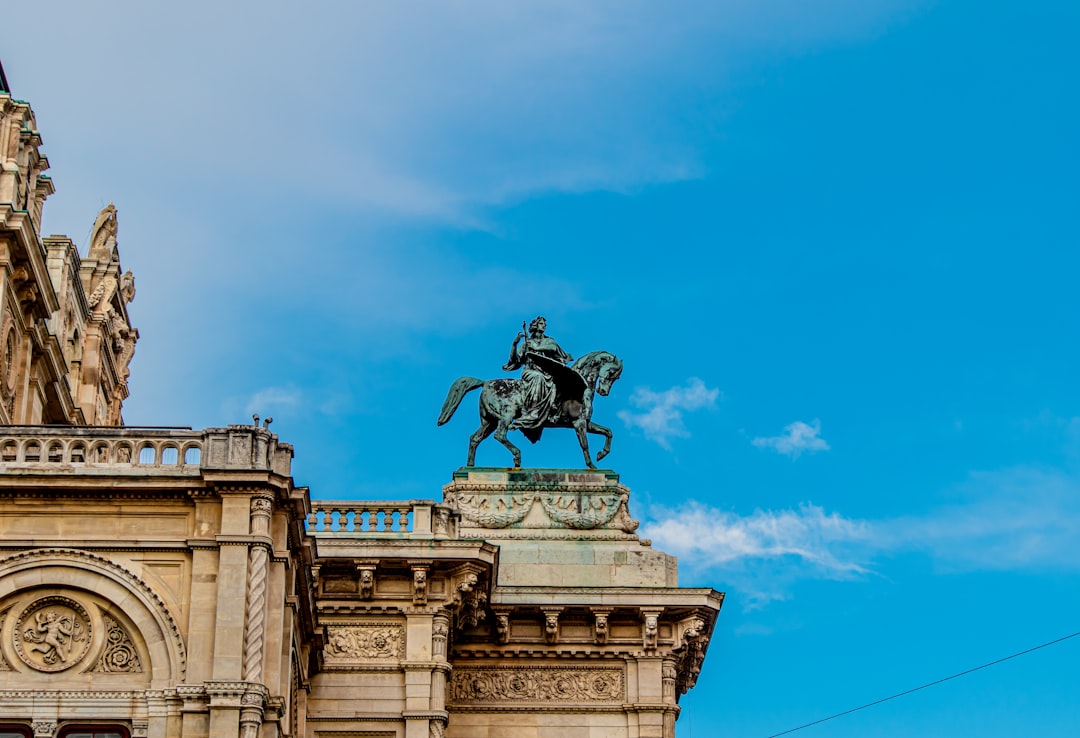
top-left (437, 377), bottom-right (485, 426)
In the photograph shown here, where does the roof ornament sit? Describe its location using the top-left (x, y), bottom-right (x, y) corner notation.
top-left (88, 203), bottom-right (119, 261)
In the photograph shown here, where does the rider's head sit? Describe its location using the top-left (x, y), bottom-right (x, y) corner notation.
top-left (529, 316), bottom-right (547, 335)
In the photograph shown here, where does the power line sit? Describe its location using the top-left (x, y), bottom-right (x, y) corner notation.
top-left (765, 629), bottom-right (1080, 738)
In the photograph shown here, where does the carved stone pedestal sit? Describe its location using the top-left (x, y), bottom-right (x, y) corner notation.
top-left (443, 467), bottom-right (677, 588)
top-left (442, 468), bottom-right (721, 738)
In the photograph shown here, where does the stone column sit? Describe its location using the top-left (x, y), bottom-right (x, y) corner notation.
top-left (431, 612), bottom-right (451, 711)
top-left (243, 495), bottom-right (273, 683)
top-left (662, 658), bottom-right (679, 738)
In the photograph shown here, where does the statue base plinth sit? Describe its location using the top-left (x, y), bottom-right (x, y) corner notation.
top-left (442, 467), bottom-right (676, 588)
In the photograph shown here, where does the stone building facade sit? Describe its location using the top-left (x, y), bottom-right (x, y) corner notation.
top-left (0, 80), bottom-right (137, 427)
top-left (0, 73), bottom-right (722, 738)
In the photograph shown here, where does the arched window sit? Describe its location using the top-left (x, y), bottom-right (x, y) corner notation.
top-left (137, 445), bottom-right (156, 465)
top-left (58, 728), bottom-right (129, 738)
top-left (0, 726), bottom-right (32, 738)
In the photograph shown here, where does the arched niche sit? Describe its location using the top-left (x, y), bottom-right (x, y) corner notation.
top-left (0, 549), bottom-right (186, 689)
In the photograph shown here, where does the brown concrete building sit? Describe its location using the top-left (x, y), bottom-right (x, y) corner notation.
top-left (0, 71), bottom-right (722, 738)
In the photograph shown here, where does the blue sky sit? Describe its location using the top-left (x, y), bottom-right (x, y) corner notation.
top-left (6, 1), bottom-right (1080, 735)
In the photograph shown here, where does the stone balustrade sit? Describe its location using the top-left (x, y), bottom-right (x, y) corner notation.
top-left (307, 500), bottom-right (457, 539)
top-left (0, 424), bottom-right (293, 475)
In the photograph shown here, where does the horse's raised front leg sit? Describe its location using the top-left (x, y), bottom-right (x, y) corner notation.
top-left (494, 420), bottom-right (522, 468)
top-left (588, 421), bottom-right (614, 462)
top-left (574, 419), bottom-right (596, 469)
top-left (467, 417), bottom-right (496, 467)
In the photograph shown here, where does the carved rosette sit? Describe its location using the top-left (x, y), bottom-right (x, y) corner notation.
top-left (324, 624), bottom-right (405, 663)
top-left (94, 614), bottom-right (142, 673)
top-left (449, 667), bottom-right (624, 704)
top-left (13, 596), bottom-right (91, 672)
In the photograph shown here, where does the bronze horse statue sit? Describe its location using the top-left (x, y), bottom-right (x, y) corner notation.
top-left (437, 350), bottom-right (623, 469)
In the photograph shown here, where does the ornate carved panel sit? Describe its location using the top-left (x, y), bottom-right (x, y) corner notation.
top-left (0, 609), bottom-right (11, 670)
top-left (93, 613), bottom-right (142, 673)
top-left (323, 624), bottom-right (404, 663)
top-left (449, 666), bottom-right (624, 704)
top-left (12, 595), bottom-right (91, 672)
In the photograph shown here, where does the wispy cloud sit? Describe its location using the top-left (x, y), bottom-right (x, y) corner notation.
top-left (649, 500), bottom-right (872, 576)
top-left (245, 386), bottom-right (301, 417)
top-left (617, 378), bottom-right (720, 449)
top-left (645, 461), bottom-right (1080, 608)
top-left (752, 419), bottom-right (830, 458)
top-left (11, 2), bottom-right (921, 228)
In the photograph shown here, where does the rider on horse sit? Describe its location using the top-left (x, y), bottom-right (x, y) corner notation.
top-left (502, 316), bottom-right (583, 441)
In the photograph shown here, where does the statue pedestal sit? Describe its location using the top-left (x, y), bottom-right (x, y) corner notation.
top-left (442, 467), bottom-right (677, 588)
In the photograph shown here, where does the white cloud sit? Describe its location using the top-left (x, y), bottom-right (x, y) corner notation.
top-left (644, 463), bottom-right (1080, 609)
top-left (647, 501), bottom-right (872, 575)
top-left (245, 387), bottom-right (301, 417)
top-left (617, 378), bottom-right (720, 449)
top-left (752, 419), bottom-right (830, 458)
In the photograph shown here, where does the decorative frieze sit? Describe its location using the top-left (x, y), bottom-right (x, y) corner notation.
top-left (324, 625), bottom-right (405, 662)
top-left (449, 667), bottom-right (624, 704)
top-left (443, 468), bottom-right (641, 533)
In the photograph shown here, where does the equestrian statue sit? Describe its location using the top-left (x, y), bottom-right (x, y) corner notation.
top-left (437, 316), bottom-right (623, 469)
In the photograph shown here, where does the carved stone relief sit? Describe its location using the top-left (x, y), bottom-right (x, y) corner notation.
top-left (444, 480), bottom-right (640, 532)
top-left (93, 613), bottom-right (142, 673)
top-left (13, 595), bottom-right (91, 672)
top-left (324, 625), bottom-right (404, 662)
top-left (542, 608), bottom-right (562, 645)
top-left (357, 566), bottom-right (376, 600)
top-left (0, 610), bottom-right (10, 670)
top-left (412, 566), bottom-right (428, 606)
top-left (449, 667), bottom-right (624, 704)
